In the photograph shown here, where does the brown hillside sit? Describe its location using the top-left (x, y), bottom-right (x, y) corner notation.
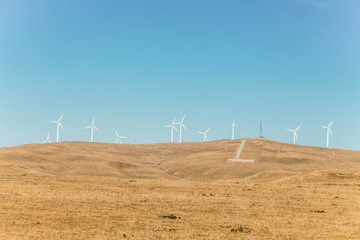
top-left (0, 138), bottom-right (359, 181)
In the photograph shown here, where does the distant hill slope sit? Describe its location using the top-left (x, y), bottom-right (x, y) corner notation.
top-left (0, 138), bottom-right (359, 181)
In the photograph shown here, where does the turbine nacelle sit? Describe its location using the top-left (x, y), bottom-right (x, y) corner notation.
top-left (85, 117), bottom-right (99, 142)
top-left (286, 125), bottom-right (301, 144)
top-left (114, 130), bottom-right (126, 144)
top-left (165, 118), bottom-right (178, 143)
top-left (49, 113), bottom-right (64, 142)
top-left (198, 128), bottom-right (211, 142)
top-left (321, 120), bottom-right (334, 148)
top-left (175, 115), bottom-right (186, 143)
top-left (176, 115), bottom-right (187, 130)
top-left (164, 118), bottom-right (178, 132)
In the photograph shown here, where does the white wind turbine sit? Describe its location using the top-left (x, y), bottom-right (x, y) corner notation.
top-left (286, 125), bottom-right (301, 144)
top-left (42, 132), bottom-right (51, 143)
top-left (231, 119), bottom-right (239, 140)
top-left (164, 118), bottom-right (178, 143)
top-left (49, 114), bottom-right (63, 142)
top-left (176, 115), bottom-right (186, 143)
top-left (198, 128), bottom-right (211, 142)
top-left (320, 120), bottom-right (334, 148)
top-left (84, 117), bottom-right (99, 142)
top-left (114, 130), bottom-right (126, 144)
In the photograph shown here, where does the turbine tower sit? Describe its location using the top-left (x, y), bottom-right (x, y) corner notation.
top-left (114, 130), bottom-right (126, 144)
top-left (49, 114), bottom-right (63, 142)
top-left (84, 117), bottom-right (99, 142)
top-left (198, 128), bottom-right (211, 142)
top-left (231, 119), bottom-right (238, 140)
top-left (176, 115), bottom-right (186, 143)
top-left (286, 125), bottom-right (301, 144)
top-left (164, 118), bottom-right (178, 143)
top-left (42, 132), bottom-right (51, 143)
top-left (320, 120), bottom-right (334, 148)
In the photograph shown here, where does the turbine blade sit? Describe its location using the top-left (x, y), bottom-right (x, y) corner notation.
top-left (92, 117), bottom-right (95, 125)
top-left (320, 126), bottom-right (327, 129)
top-left (58, 114), bottom-right (64, 122)
top-left (84, 126), bottom-right (91, 129)
top-left (205, 128), bottom-right (211, 134)
top-left (328, 120), bottom-right (334, 127)
top-left (94, 126), bottom-right (100, 132)
top-left (173, 126), bottom-right (178, 132)
top-left (182, 124), bottom-right (187, 131)
top-left (59, 123), bottom-right (63, 130)
top-left (198, 131), bottom-right (204, 134)
top-left (329, 128), bottom-right (333, 136)
top-left (181, 115), bottom-right (185, 123)
top-left (49, 121), bottom-right (57, 123)
top-left (295, 125), bottom-right (301, 131)
top-left (115, 130), bottom-right (119, 137)
top-left (164, 125), bottom-right (172, 128)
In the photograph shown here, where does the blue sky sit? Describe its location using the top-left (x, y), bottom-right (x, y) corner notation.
top-left (0, 0), bottom-right (359, 149)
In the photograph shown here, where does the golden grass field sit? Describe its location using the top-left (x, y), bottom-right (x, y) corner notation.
top-left (0, 138), bottom-right (359, 239)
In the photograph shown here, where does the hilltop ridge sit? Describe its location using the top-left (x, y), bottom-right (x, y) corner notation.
top-left (0, 138), bottom-right (359, 181)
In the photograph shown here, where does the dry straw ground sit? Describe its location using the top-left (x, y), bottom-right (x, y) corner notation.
top-left (0, 138), bottom-right (359, 239)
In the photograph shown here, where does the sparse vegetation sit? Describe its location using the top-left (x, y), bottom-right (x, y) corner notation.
top-left (230, 225), bottom-right (251, 233)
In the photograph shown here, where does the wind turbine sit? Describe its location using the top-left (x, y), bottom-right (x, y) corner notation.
top-left (114, 130), bottom-right (126, 144)
top-left (84, 117), bottom-right (99, 142)
top-left (231, 119), bottom-right (238, 140)
top-left (320, 120), bottom-right (334, 148)
top-left (176, 115), bottom-right (186, 143)
top-left (198, 128), bottom-right (211, 142)
top-left (286, 125), bottom-right (301, 144)
top-left (49, 114), bottom-right (63, 142)
top-left (42, 132), bottom-right (51, 143)
top-left (164, 118), bottom-right (178, 143)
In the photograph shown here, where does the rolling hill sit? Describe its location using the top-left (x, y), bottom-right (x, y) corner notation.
top-left (0, 137), bottom-right (359, 181)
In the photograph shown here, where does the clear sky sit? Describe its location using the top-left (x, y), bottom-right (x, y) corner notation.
top-left (0, 0), bottom-right (359, 149)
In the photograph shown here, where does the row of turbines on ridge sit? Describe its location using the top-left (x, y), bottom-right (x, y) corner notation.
top-left (44, 114), bottom-right (126, 144)
top-left (43, 114), bottom-right (335, 148)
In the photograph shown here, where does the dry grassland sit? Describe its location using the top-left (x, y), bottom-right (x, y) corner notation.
top-left (0, 174), bottom-right (359, 239)
top-left (0, 138), bottom-right (359, 239)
